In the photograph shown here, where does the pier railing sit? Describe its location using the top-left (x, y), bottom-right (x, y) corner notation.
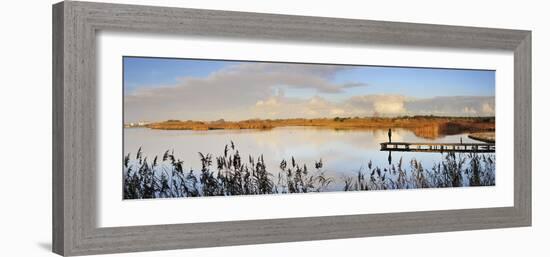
top-left (380, 142), bottom-right (495, 153)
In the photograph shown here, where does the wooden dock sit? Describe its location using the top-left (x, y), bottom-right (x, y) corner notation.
top-left (380, 142), bottom-right (495, 153)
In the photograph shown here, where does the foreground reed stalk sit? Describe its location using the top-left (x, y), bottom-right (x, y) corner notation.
top-left (343, 152), bottom-right (495, 191)
top-left (123, 142), bottom-right (495, 199)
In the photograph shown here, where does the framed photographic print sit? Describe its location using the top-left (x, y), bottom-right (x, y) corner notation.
top-left (52, 1), bottom-right (531, 256)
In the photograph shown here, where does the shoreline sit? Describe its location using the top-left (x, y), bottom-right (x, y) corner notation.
top-left (468, 132), bottom-right (496, 143)
top-left (128, 116), bottom-right (495, 139)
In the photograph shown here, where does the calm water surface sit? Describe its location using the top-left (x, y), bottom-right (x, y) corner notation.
top-left (124, 127), bottom-right (482, 189)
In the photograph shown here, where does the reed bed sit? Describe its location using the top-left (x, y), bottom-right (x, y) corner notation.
top-left (123, 142), bottom-right (495, 199)
top-left (123, 142), bottom-right (332, 199)
top-left (343, 152), bottom-right (495, 191)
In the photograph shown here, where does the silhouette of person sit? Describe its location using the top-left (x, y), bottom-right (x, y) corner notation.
top-left (388, 128), bottom-right (392, 143)
top-left (460, 137), bottom-right (463, 144)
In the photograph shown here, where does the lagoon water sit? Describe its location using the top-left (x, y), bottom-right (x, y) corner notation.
top-left (124, 127), bottom-right (482, 190)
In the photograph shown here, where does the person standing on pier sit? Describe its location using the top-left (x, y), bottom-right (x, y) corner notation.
top-left (388, 128), bottom-right (392, 143)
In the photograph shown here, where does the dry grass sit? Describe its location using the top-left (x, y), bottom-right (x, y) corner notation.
top-left (144, 116), bottom-right (495, 139)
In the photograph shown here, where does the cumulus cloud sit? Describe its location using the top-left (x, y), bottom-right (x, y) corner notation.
top-left (348, 95), bottom-right (408, 116)
top-left (481, 102), bottom-right (495, 114)
top-left (250, 94), bottom-right (495, 119)
top-left (253, 96), bottom-right (339, 119)
top-left (405, 96), bottom-right (495, 116)
top-left (125, 63), bottom-right (365, 122)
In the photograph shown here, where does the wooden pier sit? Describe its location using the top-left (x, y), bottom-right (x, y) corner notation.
top-left (380, 142), bottom-right (495, 153)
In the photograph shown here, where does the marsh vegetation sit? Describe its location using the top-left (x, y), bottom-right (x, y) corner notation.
top-left (141, 116), bottom-right (495, 139)
top-left (123, 142), bottom-right (495, 199)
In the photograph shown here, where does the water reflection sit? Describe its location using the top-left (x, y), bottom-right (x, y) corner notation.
top-left (124, 126), bottom-right (484, 190)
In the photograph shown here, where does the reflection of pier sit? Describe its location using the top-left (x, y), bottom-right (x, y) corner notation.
top-left (380, 142), bottom-right (495, 153)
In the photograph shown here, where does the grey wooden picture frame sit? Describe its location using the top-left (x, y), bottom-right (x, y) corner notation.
top-left (52, 1), bottom-right (531, 256)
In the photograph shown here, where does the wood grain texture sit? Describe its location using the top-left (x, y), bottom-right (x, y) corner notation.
top-left (514, 32), bottom-right (532, 225)
top-left (52, 2), bottom-right (65, 255)
top-left (52, 1), bottom-right (532, 256)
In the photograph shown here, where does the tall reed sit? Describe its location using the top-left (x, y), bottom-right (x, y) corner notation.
top-left (123, 142), bottom-right (495, 199)
top-left (342, 152), bottom-right (495, 192)
top-left (124, 142), bottom-right (331, 199)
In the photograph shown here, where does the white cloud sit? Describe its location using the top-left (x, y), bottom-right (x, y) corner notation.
top-left (125, 63), bottom-right (364, 122)
top-left (250, 94), bottom-right (495, 119)
top-left (349, 95), bottom-right (408, 116)
top-left (405, 96), bottom-right (495, 116)
top-left (463, 107), bottom-right (478, 114)
top-left (482, 102), bottom-right (495, 114)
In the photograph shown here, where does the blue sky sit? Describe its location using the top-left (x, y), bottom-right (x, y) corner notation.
top-left (123, 57), bottom-right (495, 122)
top-left (124, 58), bottom-right (241, 92)
top-left (124, 57), bottom-right (494, 97)
top-left (330, 66), bottom-right (494, 98)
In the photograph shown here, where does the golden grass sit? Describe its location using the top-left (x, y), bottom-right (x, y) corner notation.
top-left (144, 116), bottom-right (495, 138)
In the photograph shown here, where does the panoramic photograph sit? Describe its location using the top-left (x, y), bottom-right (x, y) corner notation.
top-left (123, 57), bottom-right (496, 199)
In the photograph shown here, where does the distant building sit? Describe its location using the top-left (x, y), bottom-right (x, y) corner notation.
top-left (124, 121), bottom-right (150, 128)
